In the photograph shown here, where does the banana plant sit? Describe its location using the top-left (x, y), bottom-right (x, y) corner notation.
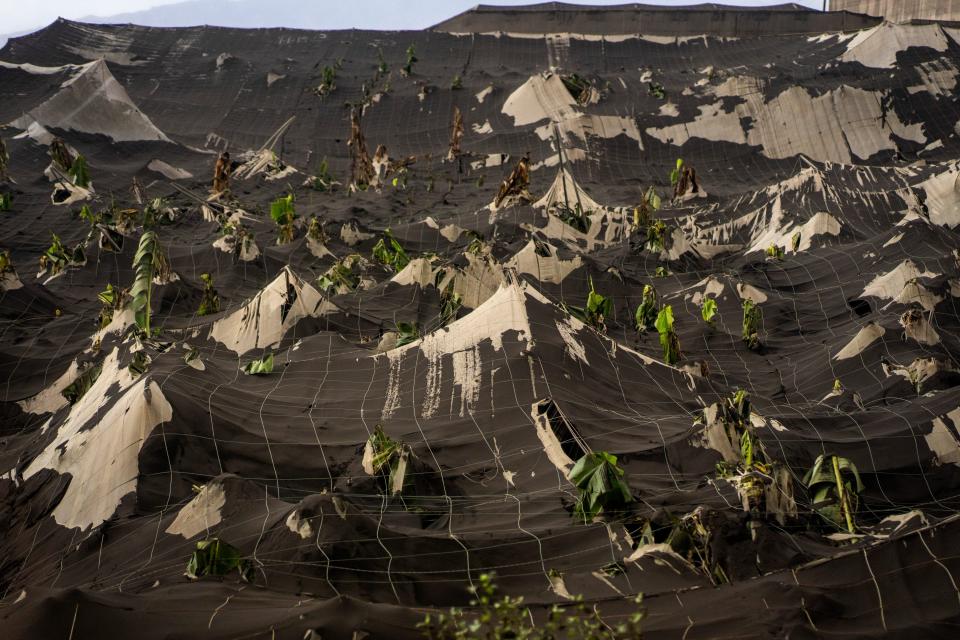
top-left (742, 299), bottom-right (762, 349)
top-left (317, 65), bottom-right (336, 96)
top-left (197, 273), bottom-right (220, 316)
top-left (69, 154), bottom-right (90, 188)
top-left (129, 350), bottom-right (151, 377)
top-left (142, 197), bottom-right (173, 227)
top-left (242, 352), bottom-right (274, 375)
top-left (186, 538), bottom-right (253, 582)
top-left (0, 249), bottom-right (13, 276)
top-left (130, 231), bottom-right (169, 336)
top-left (376, 47), bottom-right (388, 75)
top-left (632, 186), bottom-right (661, 230)
top-left (61, 363), bottom-right (102, 404)
top-left (669, 158), bottom-right (684, 186)
top-left (270, 194), bottom-right (297, 244)
top-left (307, 216), bottom-right (328, 242)
top-left (439, 283), bottom-right (463, 328)
top-left (635, 284), bottom-right (658, 331)
top-left (39, 233), bottom-right (85, 278)
top-left (655, 305), bottom-right (682, 365)
top-left (803, 454), bottom-right (863, 534)
top-left (372, 229), bottom-right (410, 272)
top-left (97, 283), bottom-right (126, 329)
top-left (310, 158), bottom-right (338, 192)
top-left (584, 276), bottom-right (612, 330)
top-left (363, 424), bottom-right (411, 496)
top-left (78, 204), bottom-right (100, 226)
top-left (701, 296), bottom-right (718, 326)
top-left (570, 451), bottom-right (633, 523)
top-left (647, 219), bottom-right (668, 252)
top-left (395, 321), bottom-right (420, 347)
top-left (556, 202), bottom-right (591, 233)
top-left (317, 254), bottom-right (362, 294)
top-left (403, 44), bottom-right (417, 75)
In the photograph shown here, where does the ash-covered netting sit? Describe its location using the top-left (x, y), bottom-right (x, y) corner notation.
top-left (1, 9), bottom-right (960, 639)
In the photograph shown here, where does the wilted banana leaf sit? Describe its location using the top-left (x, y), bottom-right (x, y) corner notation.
top-left (242, 352), bottom-right (274, 375)
top-left (185, 538), bottom-right (253, 582)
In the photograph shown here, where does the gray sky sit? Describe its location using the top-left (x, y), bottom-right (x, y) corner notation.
top-left (3, 0), bottom-right (824, 38)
